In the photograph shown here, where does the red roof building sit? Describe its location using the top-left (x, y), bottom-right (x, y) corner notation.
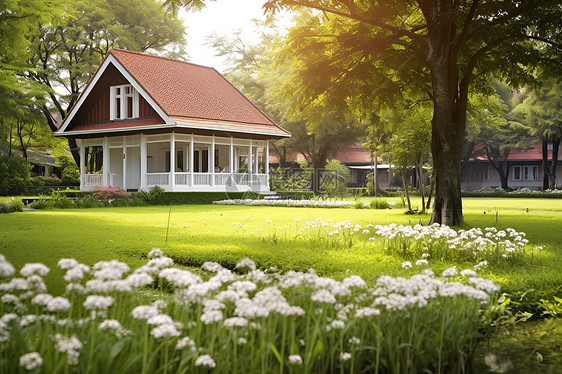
top-left (56, 49), bottom-right (290, 192)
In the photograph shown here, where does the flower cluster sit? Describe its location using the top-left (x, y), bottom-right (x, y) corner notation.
top-left (0, 250), bottom-right (500, 373)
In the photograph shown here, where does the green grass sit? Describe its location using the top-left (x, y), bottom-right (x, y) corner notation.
top-left (1, 197), bottom-right (561, 305)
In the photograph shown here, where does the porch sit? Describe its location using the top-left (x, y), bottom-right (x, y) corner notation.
top-left (80, 133), bottom-right (270, 192)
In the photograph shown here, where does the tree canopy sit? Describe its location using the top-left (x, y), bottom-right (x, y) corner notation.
top-left (175, 0), bottom-right (562, 225)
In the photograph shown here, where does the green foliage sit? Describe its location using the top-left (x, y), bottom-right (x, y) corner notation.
top-left (137, 186), bottom-right (165, 205)
top-left (0, 153), bottom-right (31, 195)
top-left (158, 191), bottom-right (264, 205)
top-left (0, 199), bottom-right (24, 213)
top-left (353, 200), bottom-right (365, 209)
top-left (370, 199), bottom-right (391, 209)
top-left (277, 191), bottom-right (315, 200)
top-left (461, 190), bottom-right (562, 198)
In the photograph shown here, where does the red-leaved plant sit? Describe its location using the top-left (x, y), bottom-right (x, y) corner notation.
top-left (93, 186), bottom-right (130, 200)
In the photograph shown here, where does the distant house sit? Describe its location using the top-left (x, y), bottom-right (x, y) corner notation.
top-left (461, 143), bottom-right (562, 190)
top-left (55, 49), bottom-right (290, 192)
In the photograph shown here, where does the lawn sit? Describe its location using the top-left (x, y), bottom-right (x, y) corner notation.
top-left (1, 196), bottom-right (561, 372)
top-left (1, 197), bottom-right (560, 301)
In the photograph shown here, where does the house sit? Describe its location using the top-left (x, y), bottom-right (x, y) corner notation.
top-left (55, 49), bottom-right (290, 192)
top-left (461, 143), bottom-right (562, 190)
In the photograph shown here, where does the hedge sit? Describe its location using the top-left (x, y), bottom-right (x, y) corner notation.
top-left (276, 191), bottom-right (315, 200)
top-left (157, 191), bottom-right (264, 205)
top-left (461, 191), bottom-right (562, 198)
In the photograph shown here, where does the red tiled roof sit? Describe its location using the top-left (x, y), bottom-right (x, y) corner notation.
top-left (333, 142), bottom-right (372, 164)
top-left (108, 49), bottom-right (289, 136)
top-left (471, 143), bottom-right (562, 161)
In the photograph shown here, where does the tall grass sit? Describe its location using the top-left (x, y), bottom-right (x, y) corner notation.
top-left (0, 251), bottom-right (498, 373)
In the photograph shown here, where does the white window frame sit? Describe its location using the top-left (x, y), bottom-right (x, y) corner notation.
top-left (110, 84), bottom-right (139, 120)
top-left (512, 165), bottom-right (538, 181)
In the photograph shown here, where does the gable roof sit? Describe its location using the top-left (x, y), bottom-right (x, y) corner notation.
top-left (470, 143), bottom-right (562, 162)
top-left (57, 49), bottom-right (290, 139)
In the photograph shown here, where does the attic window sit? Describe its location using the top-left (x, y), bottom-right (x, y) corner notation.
top-left (110, 84), bottom-right (139, 120)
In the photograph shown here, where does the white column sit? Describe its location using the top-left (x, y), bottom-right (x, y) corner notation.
top-left (254, 145), bottom-right (259, 174)
top-left (102, 137), bottom-right (109, 186)
top-left (189, 135), bottom-right (194, 187)
top-left (265, 140), bottom-right (270, 189)
top-left (230, 137), bottom-right (234, 173)
top-left (248, 139), bottom-right (253, 176)
top-left (122, 146), bottom-right (127, 190)
top-left (170, 132), bottom-right (175, 190)
top-left (211, 135), bottom-right (215, 187)
top-left (140, 134), bottom-right (147, 190)
top-left (79, 141), bottom-right (85, 190)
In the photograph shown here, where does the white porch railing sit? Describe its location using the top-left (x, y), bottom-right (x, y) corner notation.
top-left (193, 173), bottom-right (212, 186)
top-left (147, 173), bottom-right (170, 186)
top-left (143, 172), bottom-right (268, 189)
top-left (175, 173), bottom-right (190, 186)
top-left (83, 174), bottom-right (103, 188)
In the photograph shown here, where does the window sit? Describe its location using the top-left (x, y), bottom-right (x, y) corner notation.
top-left (513, 165), bottom-right (538, 181)
top-left (482, 166), bottom-right (489, 181)
top-left (110, 84), bottom-right (138, 120)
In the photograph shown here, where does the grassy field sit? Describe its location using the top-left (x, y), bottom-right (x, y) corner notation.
top-left (1, 197), bottom-right (560, 300)
top-left (1, 196), bottom-right (561, 372)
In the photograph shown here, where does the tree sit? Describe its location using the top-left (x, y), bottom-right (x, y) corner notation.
top-left (466, 83), bottom-right (531, 190)
top-left (513, 80), bottom-right (562, 189)
top-left (26, 0), bottom-right (187, 164)
top-left (173, 0), bottom-right (562, 225)
top-left (207, 21), bottom-right (364, 173)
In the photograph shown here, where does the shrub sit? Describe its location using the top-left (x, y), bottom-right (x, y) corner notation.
top-left (277, 191), bottom-right (315, 200)
top-left (0, 153), bottom-right (31, 195)
top-left (157, 191), bottom-right (264, 205)
top-left (353, 200), bottom-right (365, 209)
top-left (370, 198), bottom-right (391, 209)
top-left (93, 186), bottom-right (131, 200)
top-left (0, 199), bottom-right (24, 213)
top-left (137, 186), bottom-right (165, 205)
top-left (28, 198), bottom-right (53, 210)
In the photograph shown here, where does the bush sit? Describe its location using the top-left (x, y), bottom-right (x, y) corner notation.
top-left (353, 200), bottom-right (365, 209)
top-left (0, 199), bottom-right (24, 213)
top-left (158, 191), bottom-right (264, 205)
top-left (370, 198), bottom-right (391, 209)
top-left (137, 186), bottom-right (165, 205)
top-left (93, 186), bottom-right (131, 200)
top-left (0, 153), bottom-right (31, 195)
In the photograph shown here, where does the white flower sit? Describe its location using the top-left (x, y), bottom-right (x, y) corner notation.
top-left (64, 265), bottom-right (89, 282)
top-left (93, 260), bottom-right (130, 280)
top-left (131, 305), bottom-right (159, 320)
top-left (201, 262), bottom-right (224, 272)
top-left (176, 336), bottom-right (197, 351)
top-left (55, 334), bottom-right (82, 365)
top-left (20, 315), bottom-right (37, 327)
top-left (19, 352), bottom-right (43, 371)
top-left (441, 267), bottom-right (457, 278)
top-left (99, 319), bottom-right (130, 337)
top-left (416, 259), bottom-right (428, 266)
top-left (195, 354), bottom-right (216, 368)
top-left (150, 323), bottom-right (180, 339)
top-left (126, 273), bottom-right (153, 288)
top-left (349, 337), bottom-right (361, 345)
top-left (20, 263), bottom-right (50, 277)
top-left (288, 354), bottom-right (303, 365)
top-left (401, 261), bottom-right (412, 269)
top-left (340, 352), bottom-right (352, 362)
top-left (46, 297), bottom-right (71, 312)
top-left (57, 258), bottom-right (79, 270)
top-left (238, 337), bottom-right (247, 345)
top-left (460, 269), bottom-right (477, 278)
top-left (311, 289), bottom-right (336, 304)
top-left (148, 248), bottom-right (163, 259)
top-left (147, 314), bottom-right (175, 326)
top-left (474, 261), bottom-right (488, 271)
top-left (235, 258), bottom-right (256, 271)
top-left (83, 295), bottom-right (114, 310)
top-left (342, 275), bottom-right (367, 288)
top-left (0, 261), bottom-right (15, 277)
top-left (223, 317), bottom-right (248, 328)
top-left (201, 310), bottom-right (223, 325)
top-left (65, 283), bottom-right (86, 294)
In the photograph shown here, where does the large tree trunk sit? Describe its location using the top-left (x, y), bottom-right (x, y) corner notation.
top-left (427, 44), bottom-right (465, 225)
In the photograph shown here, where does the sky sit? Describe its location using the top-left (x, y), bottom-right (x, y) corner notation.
top-left (179, 0), bottom-right (291, 72)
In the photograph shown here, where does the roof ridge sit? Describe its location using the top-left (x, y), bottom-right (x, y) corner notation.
top-left (108, 48), bottom-right (217, 71)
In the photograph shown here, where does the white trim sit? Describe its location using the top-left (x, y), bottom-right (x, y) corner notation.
top-left (55, 122), bottom-right (290, 139)
top-left (57, 54), bottom-right (173, 134)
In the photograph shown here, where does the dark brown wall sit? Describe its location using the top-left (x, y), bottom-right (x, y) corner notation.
top-left (69, 64), bottom-right (160, 128)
